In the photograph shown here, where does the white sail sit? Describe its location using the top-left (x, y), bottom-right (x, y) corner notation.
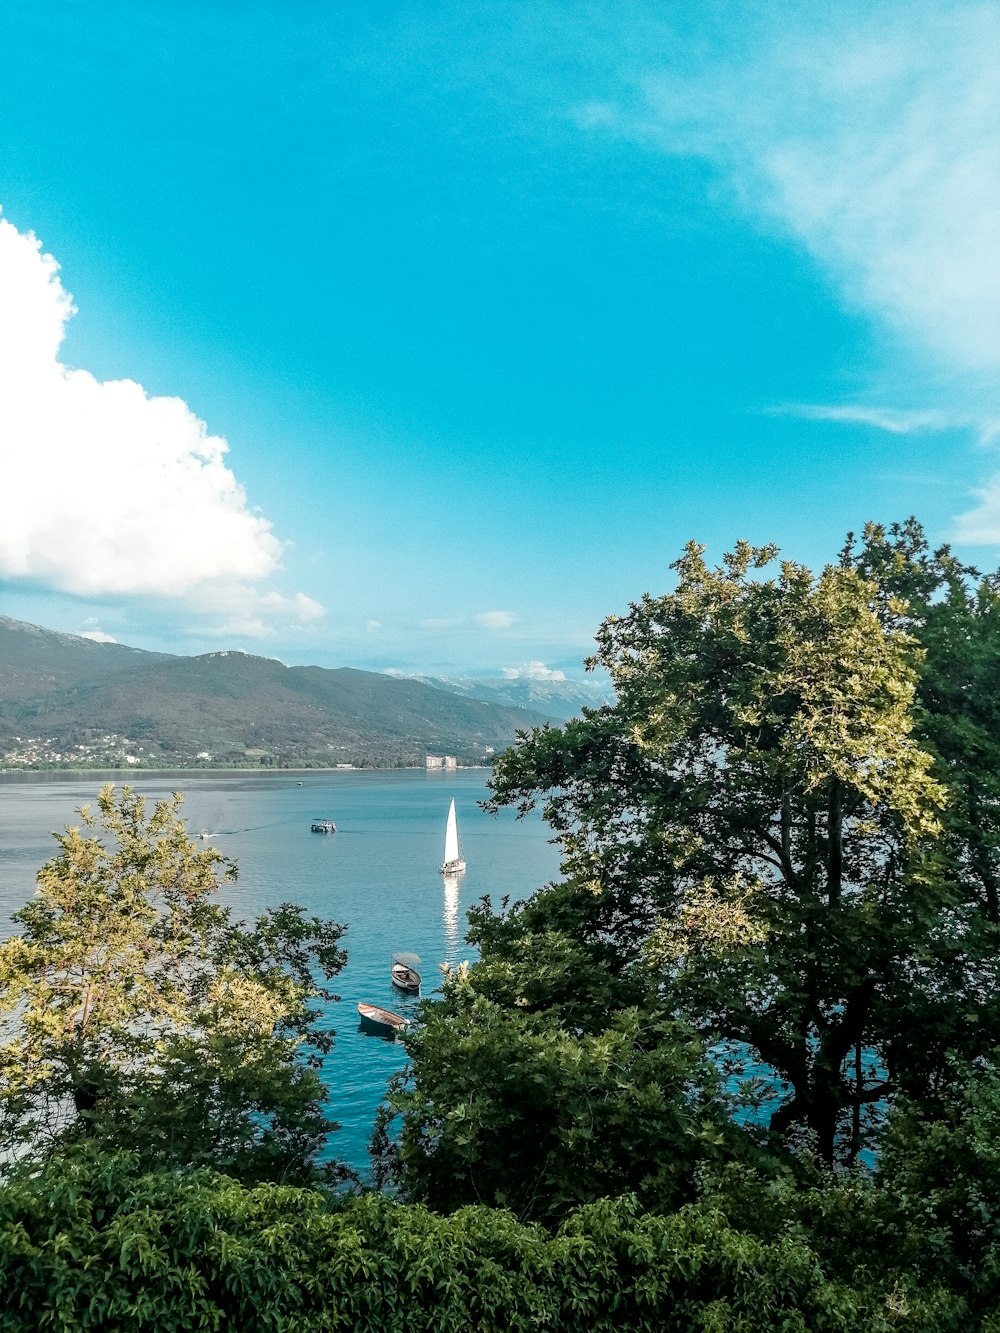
top-left (444, 799), bottom-right (459, 863)
top-left (441, 799), bottom-right (466, 874)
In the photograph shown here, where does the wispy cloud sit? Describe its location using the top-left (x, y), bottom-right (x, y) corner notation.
top-left (954, 486), bottom-right (1000, 544)
top-left (418, 616), bottom-right (465, 632)
top-left (419, 609), bottom-right (518, 633)
top-left (0, 214), bottom-right (325, 629)
top-left (476, 610), bottom-right (516, 630)
top-left (621, 5), bottom-right (1000, 381)
top-left (769, 404), bottom-right (1000, 445)
top-left (576, 3), bottom-right (1000, 537)
top-left (193, 588), bottom-right (324, 639)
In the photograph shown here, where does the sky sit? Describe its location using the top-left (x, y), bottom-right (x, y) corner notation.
top-left (2, 1), bottom-right (999, 677)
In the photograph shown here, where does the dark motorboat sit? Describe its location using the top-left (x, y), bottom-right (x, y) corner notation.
top-left (391, 951), bottom-right (421, 994)
top-left (357, 1002), bottom-right (409, 1039)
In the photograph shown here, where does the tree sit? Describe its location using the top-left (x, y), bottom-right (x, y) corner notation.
top-left (0, 784), bottom-right (347, 1184)
top-left (380, 964), bottom-right (733, 1224)
top-left (842, 520), bottom-right (1000, 1103)
top-left (486, 532), bottom-right (1000, 1164)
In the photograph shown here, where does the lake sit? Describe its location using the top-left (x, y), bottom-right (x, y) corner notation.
top-left (0, 768), bottom-right (562, 1176)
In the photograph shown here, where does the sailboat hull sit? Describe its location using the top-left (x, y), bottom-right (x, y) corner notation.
top-left (440, 858), bottom-right (466, 875)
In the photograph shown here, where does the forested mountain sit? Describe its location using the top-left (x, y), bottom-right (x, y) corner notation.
top-left (0, 617), bottom-right (555, 767)
top-left (0, 616), bottom-right (173, 699)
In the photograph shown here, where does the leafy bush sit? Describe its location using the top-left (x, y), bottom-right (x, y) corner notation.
top-left (0, 1152), bottom-right (905, 1333)
top-left (382, 983), bottom-right (734, 1224)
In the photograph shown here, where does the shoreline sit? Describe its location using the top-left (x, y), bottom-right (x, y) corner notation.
top-left (0, 764), bottom-right (490, 779)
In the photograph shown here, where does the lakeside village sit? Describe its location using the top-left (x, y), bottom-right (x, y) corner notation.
top-left (0, 733), bottom-right (261, 771)
top-left (2, 734), bottom-right (487, 771)
top-left (2, 733), bottom-right (156, 770)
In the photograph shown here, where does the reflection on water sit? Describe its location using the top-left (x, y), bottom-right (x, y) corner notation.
top-left (442, 874), bottom-right (460, 961)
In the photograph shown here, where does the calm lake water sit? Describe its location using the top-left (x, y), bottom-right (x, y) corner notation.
top-left (0, 768), bottom-right (562, 1176)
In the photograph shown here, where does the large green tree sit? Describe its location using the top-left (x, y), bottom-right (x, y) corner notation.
top-left (485, 528), bottom-right (1000, 1163)
top-left (842, 520), bottom-right (1000, 1099)
top-left (0, 784), bottom-right (347, 1184)
top-left (380, 967), bottom-right (732, 1224)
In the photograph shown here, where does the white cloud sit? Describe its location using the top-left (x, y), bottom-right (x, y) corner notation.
top-left (366, 619), bottom-right (382, 632)
top-left (954, 484), bottom-right (1000, 544)
top-left (0, 214), bottom-right (324, 623)
top-left (502, 661), bottom-right (566, 681)
top-left (772, 405), bottom-right (954, 435)
top-left (193, 588), bottom-right (325, 639)
top-left (78, 629), bottom-right (117, 643)
top-left (476, 610), bottom-right (516, 630)
top-left (571, 100), bottom-right (619, 131)
top-left (419, 611), bottom-right (517, 632)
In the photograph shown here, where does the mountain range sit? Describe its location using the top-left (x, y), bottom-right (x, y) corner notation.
top-left (0, 617), bottom-right (576, 769)
top-left (408, 670), bottom-right (612, 721)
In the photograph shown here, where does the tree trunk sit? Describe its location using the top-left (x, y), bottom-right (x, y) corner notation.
top-left (849, 1040), bottom-right (863, 1165)
top-left (827, 781), bottom-right (843, 906)
top-left (764, 979), bottom-right (877, 1164)
top-left (72, 1079), bottom-right (100, 1118)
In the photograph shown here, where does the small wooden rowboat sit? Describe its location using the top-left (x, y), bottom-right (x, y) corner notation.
top-left (357, 1002), bottom-right (409, 1039)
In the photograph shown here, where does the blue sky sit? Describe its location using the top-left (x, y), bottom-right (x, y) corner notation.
top-left (2, 2), bottom-right (999, 676)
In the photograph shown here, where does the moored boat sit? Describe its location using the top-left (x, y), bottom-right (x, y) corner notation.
top-left (439, 798), bottom-right (466, 875)
top-left (357, 1001), bottom-right (409, 1039)
top-left (391, 951), bottom-right (421, 993)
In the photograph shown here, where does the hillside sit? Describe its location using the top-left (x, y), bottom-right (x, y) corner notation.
top-left (0, 616), bottom-right (173, 699)
top-left (0, 619), bottom-right (554, 768)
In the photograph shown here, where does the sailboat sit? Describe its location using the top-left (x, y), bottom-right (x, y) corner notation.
top-left (440, 798), bottom-right (467, 875)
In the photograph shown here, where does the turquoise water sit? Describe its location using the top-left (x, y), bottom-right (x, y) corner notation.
top-left (0, 768), bottom-right (561, 1176)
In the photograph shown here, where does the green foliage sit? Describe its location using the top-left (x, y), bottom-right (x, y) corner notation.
top-left (0, 1150), bottom-right (909, 1332)
top-left (464, 883), bottom-right (654, 1029)
top-left (11, 522), bottom-right (1000, 1327)
top-left (842, 519), bottom-right (1000, 1105)
top-left (690, 1057), bottom-right (1000, 1332)
top-left (486, 530), bottom-right (1000, 1163)
top-left (382, 971), bottom-right (732, 1223)
top-left (873, 1059), bottom-right (1000, 1301)
top-left (0, 785), bottom-right (347, 1184)
top-left (690, 1157), bottom-right (979, 1331)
